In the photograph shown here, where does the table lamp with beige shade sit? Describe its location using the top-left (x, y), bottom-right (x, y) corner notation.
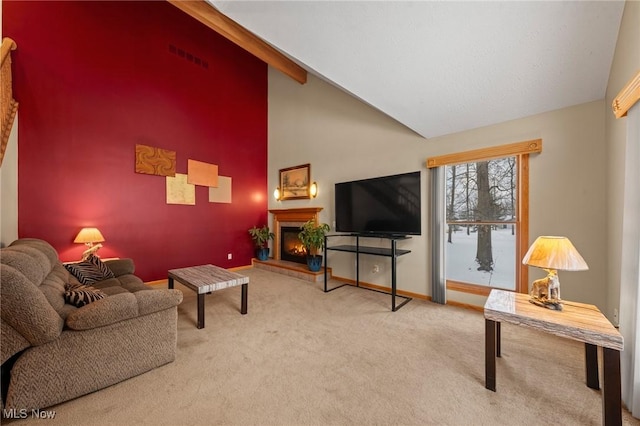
top-left (522, 236), bottom-right (589, 310)
top-left (74, 227), bottom-right (105, 260)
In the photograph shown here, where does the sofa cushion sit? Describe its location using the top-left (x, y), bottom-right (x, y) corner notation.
top-left (90, 277), bottom-right (123, 290)
top-left (97, 285), bottom-right (130, 296)
top-left (119, 274), bottom-right (151, 293)
top-left (0, 264), bottom-right (64, 345)
top-left (64, 258), bottom-right (114, 285)
top-left (36, 263), bottom-right (70, 314)
top-left (64, 283), bottom-right (106, 307)
top-left (103, 258), bottom-right (135, 277)
top-left (1, 245), bottom-right (52, 286)
top-left (9, 238), bottom-right (60, 267)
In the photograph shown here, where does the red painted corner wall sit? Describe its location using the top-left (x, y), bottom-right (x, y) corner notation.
top-left (3, 1), bottom-right (268, 281)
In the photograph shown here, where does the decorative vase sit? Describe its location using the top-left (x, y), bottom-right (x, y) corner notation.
top-left (306, 255), bottom-right (323, 272)
top-left (256, 247), bottom-right (270, 261)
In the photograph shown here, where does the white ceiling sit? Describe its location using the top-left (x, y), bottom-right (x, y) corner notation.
top-left (211, 1), bottom-right (625, 139)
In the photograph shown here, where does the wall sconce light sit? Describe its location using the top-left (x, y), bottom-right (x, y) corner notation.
top-left (274, 187), bottom-right (281, 201)
top-left (74, 227), bottom-right (105, 259)
top-left (522, 236), bottom-right (588, 310)
top-left (310, 181), bottom-right (318, 198)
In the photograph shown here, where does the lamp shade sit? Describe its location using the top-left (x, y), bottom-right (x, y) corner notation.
top-left (74, 227), bottom-right (105, 244)
top-left (522, 236), bottom-right (588, 271)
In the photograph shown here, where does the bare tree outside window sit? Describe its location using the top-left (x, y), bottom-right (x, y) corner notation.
top-left (475, 161), bottom-right (494, 271)
top-left (445, 156), bottom-right (517, 289)
top-left (447, 165), bottom-right (456, 243)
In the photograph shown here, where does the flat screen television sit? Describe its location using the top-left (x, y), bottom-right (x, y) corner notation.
top-left (335, 171), bottom-right (421, 236)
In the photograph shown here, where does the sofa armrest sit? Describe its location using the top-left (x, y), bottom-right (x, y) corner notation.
top-left (1, 320), bottom-right (30, 365)
top-left (103, 258), bottom-right (135, 277)
top-left (65, 293), bottom-right (138, 331)
top-left (0, 264), bottom-right (64, 345)
top-left (136, 289), bottom-right (183, 315)
top-left (64, 289), bottom-right (182, 331)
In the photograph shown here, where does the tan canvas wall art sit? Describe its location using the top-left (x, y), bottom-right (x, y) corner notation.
top-left (187, 159), bottom-right (218, 187)
top-left (166, 173), bottom-right (195, 205)
top-left (209, 176), bottom-right (232, 203)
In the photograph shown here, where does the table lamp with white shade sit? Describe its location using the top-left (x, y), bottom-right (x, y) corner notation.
top-left (74, 227), bottom-right (105, 259)
top-left (522, 236), bottom-right (589, 310)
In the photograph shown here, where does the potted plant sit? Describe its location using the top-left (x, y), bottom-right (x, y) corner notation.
top-left (248, 225), bottom-right (275, 261)
top-left (298, 219), bottom-right (331, 272)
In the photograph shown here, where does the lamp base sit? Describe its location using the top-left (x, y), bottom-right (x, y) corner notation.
top-left (529, 297), bottom-right (563, 311)
top-left (81, 243), bottom-right (102, 260)
top-left (529, 268), bottom-right (562, 310)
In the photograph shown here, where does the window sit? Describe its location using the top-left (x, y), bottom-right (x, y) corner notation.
top-left (445, 157), bottom-right (518, 291)
top-left (426, 140), bottom-right (542, 297)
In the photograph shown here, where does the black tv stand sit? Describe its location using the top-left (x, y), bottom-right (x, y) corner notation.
top-left (323, 233), bottom-right (412, 311)
top-left (360, 233), bottom-right (408, 239)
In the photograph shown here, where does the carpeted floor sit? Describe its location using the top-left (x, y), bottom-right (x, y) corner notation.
top-left (6, 268), bottom-right (640, 425)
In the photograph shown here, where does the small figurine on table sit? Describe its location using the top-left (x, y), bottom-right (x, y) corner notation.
top-left (530, 270), bottom-right (562, 310)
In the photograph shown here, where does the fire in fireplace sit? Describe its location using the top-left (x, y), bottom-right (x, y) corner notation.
top-left (281, 226), bottom-right (307, 264)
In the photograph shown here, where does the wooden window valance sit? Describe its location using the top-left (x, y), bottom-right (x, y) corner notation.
top-left (426, 139), bottom-right (542, 169)
top-left (612, 70), bottom-right (640, 119)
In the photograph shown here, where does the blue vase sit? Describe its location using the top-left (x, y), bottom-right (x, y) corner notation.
top-left (256, 247), bottom-right (270, 261)
top-left (306, 255), bottom-right (323, 272)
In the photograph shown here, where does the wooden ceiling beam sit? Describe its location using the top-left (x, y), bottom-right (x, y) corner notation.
top-left (168, 0), bottom-right (307, 84)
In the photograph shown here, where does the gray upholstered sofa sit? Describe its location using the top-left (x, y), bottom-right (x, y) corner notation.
top-left (0, 238), bottom-right (183, 411)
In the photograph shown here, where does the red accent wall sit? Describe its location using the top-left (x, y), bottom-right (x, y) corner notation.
top-left (3, 1), bottom-right (268, 281)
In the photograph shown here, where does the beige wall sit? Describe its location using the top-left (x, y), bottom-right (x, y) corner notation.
top-left (605, 0), bottom-right (640, 324)
top-left (1, 1), bottom-right (20, 247)
top-left (269, 65), bottom-right (609, 310)
top-left (429, 100), bottom-right (608, 309)
top-left (0, 112), bottom-right (18, 247)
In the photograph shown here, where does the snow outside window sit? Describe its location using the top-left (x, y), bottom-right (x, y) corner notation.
top-left (445, 157), bottom-right (518, 291)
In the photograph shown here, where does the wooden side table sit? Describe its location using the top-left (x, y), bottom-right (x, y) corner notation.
top-left (484, 289), bottom-right (623, 426)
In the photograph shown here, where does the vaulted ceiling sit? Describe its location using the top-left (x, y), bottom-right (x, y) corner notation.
top-left (207, 1), bottom-right (625, 139)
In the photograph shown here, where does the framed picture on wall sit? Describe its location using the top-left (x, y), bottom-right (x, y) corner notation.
top-left (279, 163), bottom-right (311, 200)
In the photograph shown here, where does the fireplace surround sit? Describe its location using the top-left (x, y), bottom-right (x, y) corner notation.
top-left (255, 208), bottom-right (330, 282)
top-left (268, 208), bottom-right (323, 261)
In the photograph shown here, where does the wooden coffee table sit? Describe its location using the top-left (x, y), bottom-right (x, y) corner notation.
top-left (168, 264), bottom-right (248, 329)
top-left (485, 289), bottom-right (623, 425)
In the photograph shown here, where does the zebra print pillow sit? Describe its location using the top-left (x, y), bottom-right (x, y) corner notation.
top-left (64, 282), bottom-right (106, 307)
top-left (64, 256), bottom-right (114, 285)
top-left (86, 255), bottom-right (115, 280)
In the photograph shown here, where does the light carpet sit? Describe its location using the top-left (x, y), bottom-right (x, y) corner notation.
top-left (6, 268), bottom-right (639, 425)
